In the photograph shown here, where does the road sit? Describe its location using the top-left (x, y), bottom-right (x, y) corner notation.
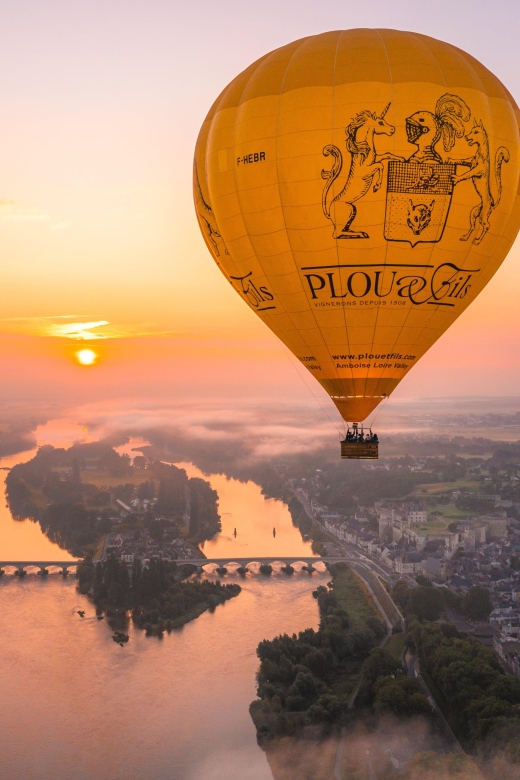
top-left (292, 486), bottom-right (418, 589)
top-left (293, 489), bottom-right (411, 585)
top-left (404, 650), bottom-right (464, 754)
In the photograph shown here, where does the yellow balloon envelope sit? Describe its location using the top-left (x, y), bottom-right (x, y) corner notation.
top-left (194, 29), bottom-right (520, 423)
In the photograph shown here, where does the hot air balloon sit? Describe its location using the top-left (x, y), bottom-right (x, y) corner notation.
top-left (194, 29), bottom-right (520, 458)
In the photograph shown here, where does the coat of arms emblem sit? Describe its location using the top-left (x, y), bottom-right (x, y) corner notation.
top-left (384, 160), bottom-right (456, 246)
top-left (321, 93), bottom-right (510, 248)
top-left (384, 94), bottom-right (469, 246)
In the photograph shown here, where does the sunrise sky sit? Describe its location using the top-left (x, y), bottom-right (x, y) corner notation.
top-left (1, 0), bottom-right (520, 411)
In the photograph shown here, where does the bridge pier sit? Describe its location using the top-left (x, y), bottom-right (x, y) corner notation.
top-left (281, 563), bottom-right (294, 575)
top-left (236, 566), bottom-right (248, 577)
top-left (215, 566), bottom-right (227, 575)
top-left (302, 563), bottom-right (315, 573)
top-left (0, 559), bottom-right (83, 578)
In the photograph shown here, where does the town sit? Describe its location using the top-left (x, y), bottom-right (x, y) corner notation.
top-left (281, 438), bottom-right (520, 679)
top-left (101, 526), bottom-right (196, 565)
top-left (5, 441), bottom-right (220, 561)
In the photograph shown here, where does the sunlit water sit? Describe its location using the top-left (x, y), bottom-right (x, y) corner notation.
top-left (0, 432), bottom-right (324, 780)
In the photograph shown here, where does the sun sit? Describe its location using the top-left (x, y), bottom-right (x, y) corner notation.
top-left (76, 348), bottom-right (98, 366)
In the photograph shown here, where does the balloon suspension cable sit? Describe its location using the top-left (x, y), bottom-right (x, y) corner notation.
top-left (365, 394), bottom-right (389, 431)
top-left (277, 342), bottom-right (343, 436)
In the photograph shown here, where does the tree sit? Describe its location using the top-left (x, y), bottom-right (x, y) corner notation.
top-left (312, 584), bottom-right (338, 613)
top-left (399, 751), bottom-right (483, 780)
top-left (461, 586), bottom-right (493, 621)
top-left (137, 480), bottom-right (154, 500)
top-left (407, 586), bottom-right (444, 622)
top-left (392, 580), bottom-right (411, 610)
top-left (374, 677), bottom-right (430, 716)
top-left (362, 647), bottom-right (403, 688)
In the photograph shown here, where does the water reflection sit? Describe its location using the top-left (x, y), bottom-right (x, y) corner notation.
top-left (1, 433), bottom-right (324, 779)
top-left (0, 449), bottom-right (77, 561)
top-left (177, 462), bottom-right (316, 559)
top-left (0, 567), bottom-right (323, 779)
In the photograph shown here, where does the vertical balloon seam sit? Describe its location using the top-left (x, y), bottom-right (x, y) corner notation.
top-left (399, 33), bottom-right (497, 378)
top-left (438, 34), bottom-right (502, 330)
top-left (367, 28), bottom-right (397, 405)
top-left (229, 42), bottom-right (300, 354)
top-left (500, 117), bottom-right (520, 252)
top-left (272, 36), bottom-right (335, 386)
top-left (330, 29), bottom-right (356, 397)
top-left (195, 110), bottom-right (231, 278)
top-left (224, 58), bottom-right (272, 284)
top-left (223, 57), bottom-right (273, 288)
top-left (371, 32), bottom-right (458, 400)
top-left (373, 30), bottom-right (450, 400)
top-left (214, 52), bottom-right (274, 291)
top-left (382, 31), bottom-right (449, 391)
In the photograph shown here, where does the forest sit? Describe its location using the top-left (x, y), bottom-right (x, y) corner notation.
top-left (407, 620), bottom-right (520, 760)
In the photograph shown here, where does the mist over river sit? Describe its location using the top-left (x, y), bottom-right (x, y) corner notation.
top-left (0, 426), bottom-right (324, 780)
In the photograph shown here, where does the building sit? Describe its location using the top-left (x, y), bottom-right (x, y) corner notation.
top-left (407, 510), bottom-right (428, 526)
top-left (493, 634), bottom-right (520, 676)
top-left (486, 515), bottom-right (508, 541)
top-left (394, 552), bottom-right (424, 575)
top-left (422, 556), bottom-right (449, 582)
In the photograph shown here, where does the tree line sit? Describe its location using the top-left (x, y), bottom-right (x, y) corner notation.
top-left (249, 563), bottom-right (386, 740)
top-left (388, 577), bottom-right (520, 762)
top-left (392, 578), bottom-right (493, 623)
top-left (77, 556), bottom-right (240, 634)
top-left (406, 620), bottom-right (520, 760)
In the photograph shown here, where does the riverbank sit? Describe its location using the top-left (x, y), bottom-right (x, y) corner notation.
top-left (249, 562), bottom-right (385, 742)
top-left (249, 562), bottom-right (478, 780)
top-left (0, 565), bottom-right (324, 780)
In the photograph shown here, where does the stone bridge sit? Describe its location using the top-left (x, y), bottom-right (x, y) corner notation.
top-left (0, 560), bottom-right (81, 576)
top-left (0, 556), bottom-right (351, 577)
top-left (174, 556), bottom-right (349, 573)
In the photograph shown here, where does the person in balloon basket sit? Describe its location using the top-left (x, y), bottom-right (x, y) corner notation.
top-left (344, 429), bottom-right (378, 443)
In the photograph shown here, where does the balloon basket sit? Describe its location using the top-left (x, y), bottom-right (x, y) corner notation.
top-left (341, 425), bottom-right (378, 459)
top-left (340, 441), bottom-right (379, 459)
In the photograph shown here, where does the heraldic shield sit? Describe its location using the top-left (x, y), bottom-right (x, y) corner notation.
top-left (384, 160), bottom-right (456, 246)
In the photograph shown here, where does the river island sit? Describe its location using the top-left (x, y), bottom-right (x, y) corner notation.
top-left (5, 442), bottom-right (241, 630)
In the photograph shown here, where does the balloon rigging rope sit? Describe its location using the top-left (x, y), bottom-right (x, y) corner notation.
top-left (277, 341), bottom-right (344, 437)
top-left (366, 395), bottom-right (388, 430)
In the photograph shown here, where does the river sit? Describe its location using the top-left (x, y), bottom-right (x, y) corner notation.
top-left (0, 424), bottom-right (324, 780)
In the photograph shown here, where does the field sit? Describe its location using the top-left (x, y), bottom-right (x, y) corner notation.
top-left (414, 479), bottom-right (480, 495)
top-left (334, 565), bottom-right (382, 627)
top-left (385, 632), bottom-right (406, 661)
top-left (81, 470), bottom-right (152, 489)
